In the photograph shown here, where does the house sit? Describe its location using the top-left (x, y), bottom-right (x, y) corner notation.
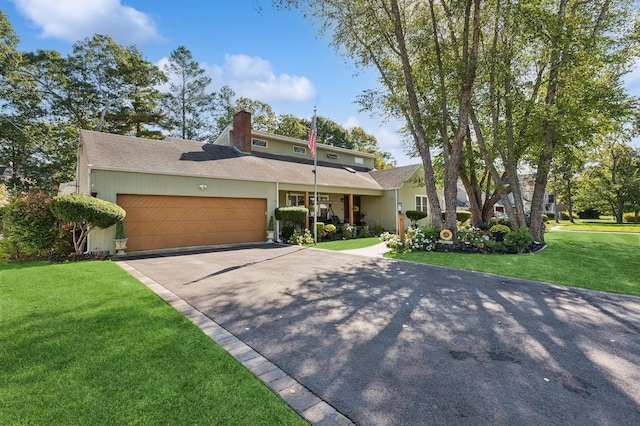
top-left (75, 110), bottom-right (432, 254)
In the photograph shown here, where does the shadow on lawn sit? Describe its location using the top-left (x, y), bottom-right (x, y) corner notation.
top-left (125, 245), bottom-right (640, 426)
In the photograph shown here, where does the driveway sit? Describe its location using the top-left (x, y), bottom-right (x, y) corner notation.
top-left (120, 244), bottom-right (640, 425)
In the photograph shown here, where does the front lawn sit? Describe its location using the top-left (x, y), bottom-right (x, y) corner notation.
top-left (552, 218), bottom-right (640, 232)
top-left (313, 236), bottom-right (380, 251)
top-left (388, 231), bottom-right (640, 296)
top-left (0, 261), bottom-right (305, 425)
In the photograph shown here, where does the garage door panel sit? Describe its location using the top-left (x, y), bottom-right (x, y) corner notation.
top-left (117, 194), bottom-right (266, 251)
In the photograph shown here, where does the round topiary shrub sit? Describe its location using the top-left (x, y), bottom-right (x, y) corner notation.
top-left (49, 194), bottom-right (126, 255)
top-left (406, 210), bottom-right (428, 225)
top-left (489, 224), bottom-right (511, 242)
top-left (503, 228), bottom-right (533, 253)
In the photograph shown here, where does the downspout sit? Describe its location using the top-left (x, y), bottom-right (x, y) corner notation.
top-left (395, 188), bottom-right (399, 233)
top-left (275, 181), bottom-right (280, 242)
top-left (85, 166), bottom-right (92, 254)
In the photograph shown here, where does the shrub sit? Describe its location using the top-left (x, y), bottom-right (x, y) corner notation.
top-left (49, 194), bottom-right (126, 255)
top-left (541, 214), bottom-right (549, 223)
top-left (315, 222), bottom-right (325, 242)
top-left (489, 224), bottom-right (511, 241)
top-left (440, 210), bottom-right (473, 223)
top-left (373, 221), bottom-right (383, 236)
top-left (341, 224), bottom-right (354, 239)
top-left (115, 221), bottom-right (126, 239)
top-left (281, 225), bottom-right (295, 242)
top-left (323, 224), bottom-right (337, 234)
top-left (289, 228), bottom-right (314, 245)
top-left (405, 210), bottom-right (428, 226)
top-left (1, 191), bottom-right (57, 257)
top-left (275, 206), bottom-right (308, 224)
top-left (503, 228), bottom-right (533, 254)
top-left (456, 210), bottom-right (472, 223)
top-left (623, 212), bottom-right (638, 223)
top-left (578, 209), bottom-right (600, 219)
top-left (560, 211), bottom-right (578, 220)
top-left (405, 227), bottom-right (439, 252)
top-left (355, 225), bottom-right (370, 238)
top-left (381, 232), bottom-right (405, 254)
top-left (486, 218), bottom-right (513, 231)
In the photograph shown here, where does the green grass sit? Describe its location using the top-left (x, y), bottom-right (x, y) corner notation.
top-left (312, 236), bottom-right (381, 251)
top-left (388, 232), bottom-right (640, 296)
top-left (552, 218), bottom-right (640, 232)
top-left (0, 261), bottom-right (305, 426)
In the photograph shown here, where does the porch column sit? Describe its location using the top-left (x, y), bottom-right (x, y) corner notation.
top-left (349, 193), bottom-right (354, 225)
top-left (305, 191), bottom-right (310, 230)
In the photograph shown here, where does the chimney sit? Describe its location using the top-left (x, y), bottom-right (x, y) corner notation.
top-left (233, 110), bottom-right (252, 154)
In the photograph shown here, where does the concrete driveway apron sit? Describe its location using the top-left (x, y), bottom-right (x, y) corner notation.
top-left (120, 244), bottom-right (640, 426)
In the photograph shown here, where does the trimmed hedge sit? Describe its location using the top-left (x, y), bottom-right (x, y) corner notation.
top-left (1, 192), bottom-right (57, 257)
top-left (440, 210), bottom-right (472, 223)
top-left (275, 206), bottom-right (308, 223)
top-left (50, 194), bottom-right (125, 228)
top-left (405, 210), bottom-right (428, 223)
top-left (578, 209), bottom-right (600, 219)
top-left (623, 212), bottom-right (638, 223)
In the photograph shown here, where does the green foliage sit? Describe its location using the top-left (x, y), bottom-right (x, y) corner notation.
top-left (1, 192), bottom-right (56, 257)
top-left (49, 194), bottom-right (126, 255)
top-left (541, 214), bottom-right (549, 223)
top-left (561, 211), bottom-right (579, 220)
top-left (356, 225), bottom-right (370, 238)
top-left (486, 218), bottom-right (514, 231)
top-left (323, 224), bottom-right (337, 233)
top-left (267, 215), bottom-right (275, 231)
top-left (115, 221), bottom-right (126, 240)
top-left (373, 221), bottom-right (383, 236)
top-left (288, 228), bottom-right (314, 245)
top-left (281, 225), bottom-right (295, 242)
top-left (50, 194), bottom-right (125, 228)
top-left (623, 212), bottom-right (638, 223)
top-left (275, 206), bottom-right (308, 224)
top-left (341, 224), bottom-right (354, 239)
top-left (503, 228), bottom-right (534, 254)
top-left (578, 209), bottom-right (601, 219)
top-left (405, 210), bottom-right (428, 224)
top-left (456, 211), bottom-right (472, 223)
top-left (315, 222), bottom-right (324, 241)
top-left (489, 224), bottom-right (511, 237)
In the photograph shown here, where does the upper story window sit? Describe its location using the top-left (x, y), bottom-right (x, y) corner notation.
top-left (293, 146), bottom-right (306, 154)
top-left (252, 139), bottom-right (268, 148)
top-left (354, 157), bottom-right (364, 164)
top-left (415, 195), bottom-right (428, 213)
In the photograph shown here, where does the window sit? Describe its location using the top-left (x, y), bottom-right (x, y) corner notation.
top-left (354, 157), bottom-right (364, 164)
top-left (287, 193), bottom-right (305, 206)
top-left (293, 146), bottom-right (306, 154)
top-left (327, 153), bottom-right (339, 160)
top-left (415, 195), bottom-right (428, 212)
top-left (252, 139), bottom-right (268, 148)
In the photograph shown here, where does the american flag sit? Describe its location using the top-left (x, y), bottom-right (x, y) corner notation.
top-left (308, 114), bottom-right (316, 157)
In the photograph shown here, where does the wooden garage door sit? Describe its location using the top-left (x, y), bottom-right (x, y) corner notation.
top-left (117, 194), bottom-right (266, 252)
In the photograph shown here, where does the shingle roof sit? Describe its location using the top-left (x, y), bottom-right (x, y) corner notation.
top-left (370, 164), bottom-right (422, 189)
top-left (80, 130), bottom-right (390, 191)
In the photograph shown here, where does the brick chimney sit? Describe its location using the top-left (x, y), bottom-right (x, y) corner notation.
top-left (233, 110), bottom-right (252, 154)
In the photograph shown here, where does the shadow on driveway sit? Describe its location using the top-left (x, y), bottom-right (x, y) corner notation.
top-left (121, 244), bottom-right (640, 425)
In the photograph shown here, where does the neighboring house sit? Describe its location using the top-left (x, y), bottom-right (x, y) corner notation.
top-left (76, 110), bottom-right (432, 254)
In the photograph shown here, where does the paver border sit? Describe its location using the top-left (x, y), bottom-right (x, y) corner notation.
top-left (117, 261), bottom-right (353, 426)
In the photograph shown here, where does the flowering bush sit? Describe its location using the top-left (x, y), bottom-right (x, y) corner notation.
top-left (289, 228), bottom-right (314, 245)
top-left (341, 224), bottom-right (354, 239)
top-left (457, 226), bottom-right (489, 247)
top-left (405, 227), bottom-right (439, 252)
top-left (381, 232), bottom-right (405, 253)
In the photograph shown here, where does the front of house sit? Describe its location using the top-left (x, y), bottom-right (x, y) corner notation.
top-left (76, 110), bottom-right (433, 255)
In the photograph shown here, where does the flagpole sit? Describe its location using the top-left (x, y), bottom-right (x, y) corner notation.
top-left (312, 107), bottom-right (318, 245)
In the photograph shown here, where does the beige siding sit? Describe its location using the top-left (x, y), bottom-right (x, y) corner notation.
top-left (88, 170), bottom-right (277, 254)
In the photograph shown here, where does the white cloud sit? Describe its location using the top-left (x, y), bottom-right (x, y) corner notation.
top-left (11, 0), bottom-right (163, 45)
top-left (219, 54), bottom-right (316, 103)
top-left (342, 116), bottom-right (359, 129)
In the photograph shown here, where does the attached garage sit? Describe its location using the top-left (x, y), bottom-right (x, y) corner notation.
top-left (117, 194), bottom-right (267, 252)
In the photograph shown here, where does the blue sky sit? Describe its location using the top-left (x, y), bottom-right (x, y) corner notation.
top-left (2, 0), bottom-right (639, 165)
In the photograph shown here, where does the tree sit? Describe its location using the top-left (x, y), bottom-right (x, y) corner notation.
top-left (162, 46), bottom-right (215, 141)
top-left (49, 194), bottom-right (126, 255)
top-left (574, 139), bottom-right (640, 223)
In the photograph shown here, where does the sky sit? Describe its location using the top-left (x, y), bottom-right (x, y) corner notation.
top-left (2, 0), bottom-right (639, 166)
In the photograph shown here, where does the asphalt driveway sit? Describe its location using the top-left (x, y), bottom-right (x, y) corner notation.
top-left (120, 244), bottom-right (640, 425)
